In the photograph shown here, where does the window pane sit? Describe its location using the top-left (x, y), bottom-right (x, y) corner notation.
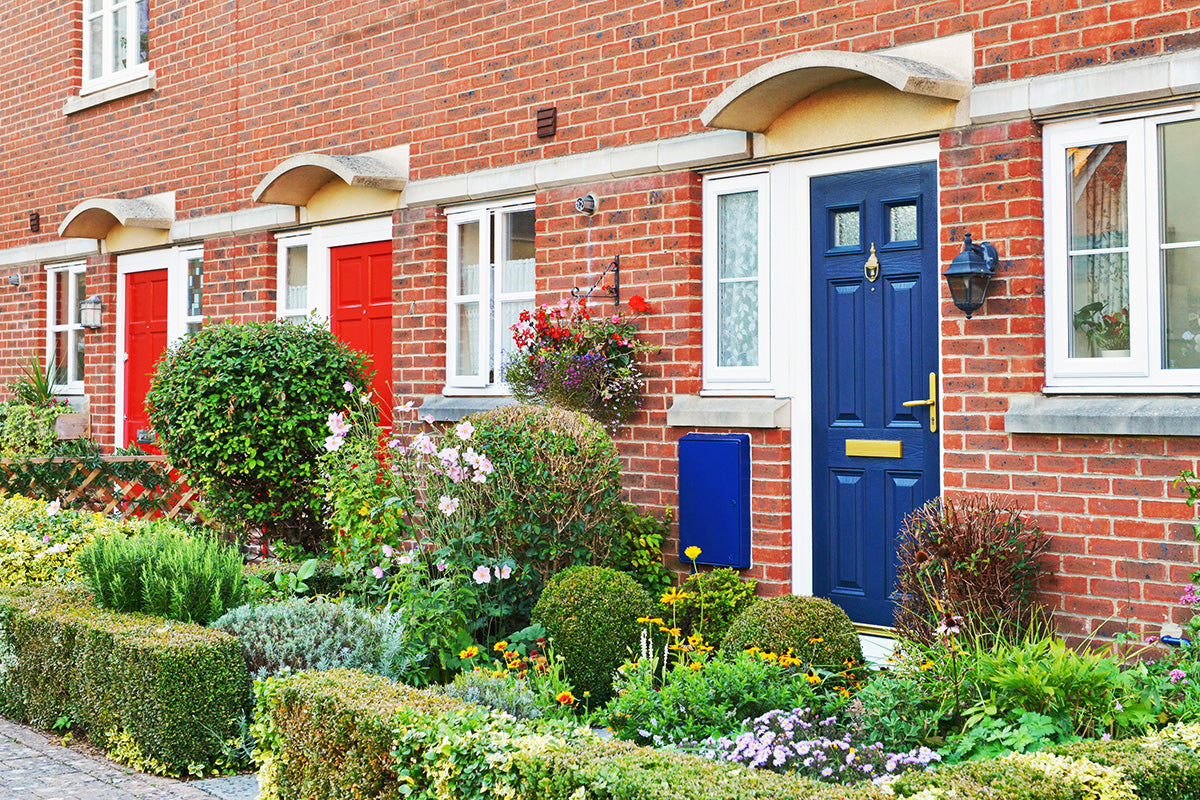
top-left (186, 321), bottom-right (202, 335)
top-left (718, 280), bottom-right (758, 367)
top-left (111, 6), bottom-right (127, 72)
top-left (186, 256), bottom-right (203, 318)
top-left (87, 16), bottom-right (104, 80)
top-left (72, 271), bottom-right (86, 325)
top-left (53, 332), bottom-right (69, 382)
top-left (54, 271), bottom-right (69, 326)
top-left (285, 246), bottom-right (308, 311)
top-left (1069, 253), bottom-right (1129, 358)
top-left (136, 0), bottom-right (149, 64)
top-left (832, 208), bottom-right (860, 249)
top-left (72, 333), bottom-right (85, 384)
top-left (87, 0), bottom-right (103, 13)
top-left (1067, 142), bottom-right (1128, 251)
top-left (719, 192), bottom-right (758, 279)
top-left (456, 221), bottom-right (480, 295)
top-left (501, 209), bottom-right (536, 293)
top-left (1161, 119), bottom-right (1200, 245)
top-left (889, 203), bottom-right (918, 243)
top-left (1164, 246), bottom-right (1200, 369)
top-left (455, 304), bottom-right (479, 377)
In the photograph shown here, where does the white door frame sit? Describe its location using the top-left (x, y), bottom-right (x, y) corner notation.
top-left (779, 139), bottom-right (943, 597)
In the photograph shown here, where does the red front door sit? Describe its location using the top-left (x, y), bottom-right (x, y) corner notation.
top-left (124, 269), bottom-right (169, 452)
top-left (331, 241), bottom-right (394, 427)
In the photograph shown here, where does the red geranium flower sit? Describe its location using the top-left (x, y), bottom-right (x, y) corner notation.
top-left (628, 294), bottom-right (652, 314)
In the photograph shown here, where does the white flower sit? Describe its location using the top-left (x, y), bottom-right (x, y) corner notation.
top-left (323, 435), bottom-right (344, 452)
top-left (343, 381), bottom-right (355, 392)
top-left (438, 447), bottom-right (460, 465)
top-left (45, 500), bottom-right (61, 517)
top-left (437, 495), bottom-right (460, 516)
top-left (361, 394), bottom-right (371, 405)
top-left (472, 565), bottom-right (492, 584)
top-left (455, 420), bottom-right (475, 441)
top-left (326, 412), bottom-right (351, 437)
top-left (412, 433), bottom-right (438, 456)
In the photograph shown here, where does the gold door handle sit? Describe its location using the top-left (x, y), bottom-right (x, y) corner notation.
top-left (901, 372), bottom-right (938, 433)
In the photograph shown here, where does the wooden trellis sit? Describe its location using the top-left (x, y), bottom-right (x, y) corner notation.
top-left (0, 455), bottom-right (202, 522)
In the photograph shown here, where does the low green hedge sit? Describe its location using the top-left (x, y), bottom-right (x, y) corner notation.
top-left (252, 669), bottom-right (1200, 800)
top-left (0, 585), bottom-right (249, 777)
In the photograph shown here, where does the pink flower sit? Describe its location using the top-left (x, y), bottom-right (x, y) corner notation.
top-left (438, 495), bottom-right (460, 516)
top-left (1170, 668), bottom-right (1188, 684)
top-left (493, 564), bottom-right (513, 580)
top-left (372, 565), bottom-right (385, 580)
top-left (435, 560), bottom-right (448, 572)
top-left (381, 544), bottom-right (394, 557)
top-left (422, 414), bottom-right (435, 424)
top-left (396, 553), bottom-right (414, 566)
top-left (472, 565), bottom-right (492, 584)
top-left (327, 412), bottom-right (351, 437)
top-left (455, 420), bottom-right (475, 441)
top-left (323, 435), bottom-right (344, 452)
top-left (1181, 584), bottom-right (1200, 606)
top-left (343, 381), bottom-right (355, 392)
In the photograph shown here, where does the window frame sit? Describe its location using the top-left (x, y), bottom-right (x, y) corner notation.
top-left (444, 198), bottom-right (537, 394)
top-left (1044, 108), bottom-right (1200, 392)
top-left (702, 170), bottom-right (772, 390)
top-left (45, 261), bottom-right (88, 395)
top-left (273, 217), bottom-right (392, 324)
top-left (82, 0), bottom-right (151, 95)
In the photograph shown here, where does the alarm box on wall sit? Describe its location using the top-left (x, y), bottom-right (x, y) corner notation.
top-left (677, 433), bottom-right (751, 569)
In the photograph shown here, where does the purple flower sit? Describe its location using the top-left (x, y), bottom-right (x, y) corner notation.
top-left (1170, 668), bottom-right (1188, 684)
top-left (1182, 584), bottom-right (1200, 606)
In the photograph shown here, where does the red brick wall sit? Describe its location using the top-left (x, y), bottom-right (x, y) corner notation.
top-left (1, 1), bottom-right (1199, 615)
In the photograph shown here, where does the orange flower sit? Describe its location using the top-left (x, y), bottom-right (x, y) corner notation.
top-left (556, 690), bottom-right (576, 705)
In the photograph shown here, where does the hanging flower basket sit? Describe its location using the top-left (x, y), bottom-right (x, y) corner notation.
top-left (505, 296), bottom-right (655, 429)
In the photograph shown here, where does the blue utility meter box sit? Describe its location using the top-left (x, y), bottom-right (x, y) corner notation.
top-left (677, 433), bottom-right (751, 569)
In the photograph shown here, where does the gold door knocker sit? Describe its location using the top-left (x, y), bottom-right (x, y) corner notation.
top-left (864, 243), bottom-right (880, 282)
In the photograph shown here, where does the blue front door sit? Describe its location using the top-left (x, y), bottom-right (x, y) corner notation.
top-left (810, 162), bottom-right (940, 628)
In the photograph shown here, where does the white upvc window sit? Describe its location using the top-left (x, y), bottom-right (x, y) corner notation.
top-left (46, 262), bottom-right (88, 393)
top-left (1045, 106), bottom-right (1200, 391)
top-left (277, 232), bottom-right (318, 323)
top-left (182, 248), bottom-right (204, 334)
top-left (445, 199), bottom-right (536, 392)
top-left (83, 0), bottom-right (150, 94)
top-left (702, 171), bottom-right (771, 389)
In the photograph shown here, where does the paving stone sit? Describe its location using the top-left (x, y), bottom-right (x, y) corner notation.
top-left (0, 717), bottom-right (258, 800)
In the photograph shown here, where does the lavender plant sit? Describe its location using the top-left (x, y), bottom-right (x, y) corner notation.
top-left (698, 707), bottom-right (941, 784)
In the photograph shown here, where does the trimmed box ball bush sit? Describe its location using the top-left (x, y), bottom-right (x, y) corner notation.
top-left (78, 527), bottom-right (246, 626)
top-left (0, 585), bottom-right (248, 777)
top-left (531, 565), bottom-right (654, 704)
top-left (146, 319), bottom-right (368, 549)
top-left (721, 594), bottom-right (864, 669)
top-left (211, 598), bottom-right (412, 681)
top-left (253, 668), bottom-right (1200, 800)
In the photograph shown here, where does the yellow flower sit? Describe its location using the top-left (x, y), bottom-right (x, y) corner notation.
top-left (358, 503), bottom-right (371, 516)
top-left (808, 637), bottom-right (824, 643)
top-left (688, 661), bottom-right (703, 670)
top-left (805, 671), bottom-right (822, 685)
top-left (459, 646), bottom-right (479, 660)
top-left (660, 588), bottom-right (691, 605)
top-left (556, 691), bottom-right (576, 705)
top-left (493, 641), bottom-right (509, 652)
top-left (684, 546), bottom-right (702, 560)
top-left (920, 660), bottom-right (934, 671)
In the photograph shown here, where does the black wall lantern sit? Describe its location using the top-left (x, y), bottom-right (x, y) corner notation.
top-left (943, 232), bottom-right (998, 318)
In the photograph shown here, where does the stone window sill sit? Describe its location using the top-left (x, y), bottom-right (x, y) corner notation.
top-left (418, 395), bottom-right (518, 422)
top-left (64, 72), bottom-right (156, 116)
top-left (667, 395), bottom-right (790, 429)
top-left (1005, 395), bottom-right (1200, 437)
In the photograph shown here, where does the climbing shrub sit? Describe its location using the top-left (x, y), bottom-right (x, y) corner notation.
top-left (146, 319), bottom-right (368, 549)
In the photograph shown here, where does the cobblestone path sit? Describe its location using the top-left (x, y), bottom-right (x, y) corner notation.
top-left (0, 717), bottom-right (258, 800)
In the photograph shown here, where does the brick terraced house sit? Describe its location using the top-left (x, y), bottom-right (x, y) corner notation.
top-left (2, 0), bottom-right (1199, 643)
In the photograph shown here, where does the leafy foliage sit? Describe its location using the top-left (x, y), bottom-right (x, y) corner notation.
top-left (0, 494), bottom-right (132, 586)
top-left (78, 527), bottom-right (246, 625)
top-left (146, 319), bottom-right (368, 548)
top-left (894, 495), bottom-right (1050, 645)
top-left (210, 598), bottom-right (416, 682)
top-left (672, 568), bottom-right (758, 646)
top-left (0, 402), bottom-right (68, 459)
top-left (440, 669), bottom-right (546, 720)
top-left (0, 584), bottom-right (248, 778)
top-left (531, 565), bottom-right (654, 705)
top-left (721, 594), bottom-right (864, 670)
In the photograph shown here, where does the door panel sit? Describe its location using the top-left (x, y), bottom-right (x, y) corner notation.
top-left (811, 162), bottom-right (940, 627)
top-left (124, 269), bottom-right (169, 453)
top-left (331, 241), bottom-right (394, 427)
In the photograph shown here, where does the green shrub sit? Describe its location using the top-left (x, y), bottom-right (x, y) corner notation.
top-left (721, 594), bottom-right (863, 669)
top-left (210, 599), bottom-right (416, 682)
top-left (605, 649), bottom-right (817, 746)
top-left (146, 318), bottom-right (368, 549)
top-left (0, 585), bottom-right (248, 777)
top-left (531, 565), bottom-right (654, 704)
top-left (440, 669), bottom-right (545, 720)
top-left (609, 501), bottom-right (673, 592)
top-left (672, 568), bottom-right (758, 646)
top-left (0, 401), bottom-right (66, 459)
top-left (895, 495), bottom-right (1049, 645)
top-left (244, 558), bottom-right (348, 600)
top-left (461, 406), bottom-right (629, 584)
top-left (253, 669), bottom-right (1200, 800)
top-left (78, 528), bottom-right (246, 625)
top-left (0, 494), bottom-right (134, 586)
